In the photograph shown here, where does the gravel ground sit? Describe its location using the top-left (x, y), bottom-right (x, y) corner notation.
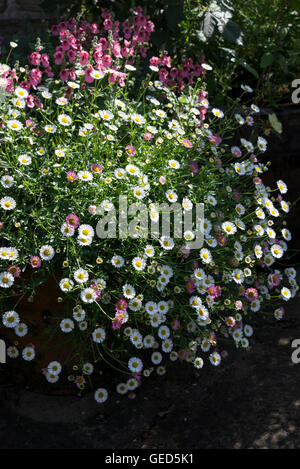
top-left (1, 293), bottom-right (300, 449)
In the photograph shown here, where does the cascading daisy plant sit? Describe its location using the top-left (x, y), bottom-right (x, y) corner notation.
top-left (0, 8), bottom-right (297, 403)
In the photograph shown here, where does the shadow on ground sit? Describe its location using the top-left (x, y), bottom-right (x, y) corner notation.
top-left (1, 293), bottom-right (300, 449)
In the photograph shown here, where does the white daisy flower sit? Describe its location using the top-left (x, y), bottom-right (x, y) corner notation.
top-left (200, 248), bottom-right (212, 264)
top-left (12, 98), bottom-right (25, 109)
top-left (18, 154), bottom-right (32, 165)
top-left (168, 159), bottom-right (180, 169)
top-left (92, 327), bottom-right (106, 343)
top-left (159, 236), bottom-right (174, 250)
top-left (281, 287), bottom-right (291, 301)
top-left (0, 271), bottom-right (14, 288)
top-left (126, 164), bottom-right (140, 177)
top-left (144, 245), bottom-right (155, 257)
top-left (166, 189), bottom-right (178, 203)
top-left (132, 256), bottom-right (146, 271)
top-left (15, 322), bottom-right (28, 337)
top-left (131, 113), bottom-right (146, 125)
top-left (143, 335), bottom-right (155, 348)
top-left (45, 373), bottom-right (59, 383)
top-left (209, 352), bottom-right (221, 366)
top-left (2, 310), bottom-right (19, 328)
top-left (99, 109), bottom-right (114, 121)
top-left (0, 197), bottom-right (16, 210)
top-left (271, 244), bottom-right (283, 258)
top-left (182, 198), bottom-right (193, 211)
top-left (212, 108), bottom-right (224, 118)
top-left (59, 278), bottom-right (74, 292)
top-left (235, 113), bottom-right (245, 125)
top-left (1, 175), bottom-right (14, 188)
top-left (241, 84), bottom-right (253, 93)
top-left (60, 318), bottom-right (75, 333)
top-left (95, 278), bottom-right (106, 290)
top-left (94, 388), bottom-right (108, 403)
top-left (193, 357), bottom-right (204, 369)
top-left (44, 124), bottom-right (57, 133)
top-left (74, 268), bottom-right (89, 283)
top-left (39, 245), bottom-right (55, 261)
top-left (78, 170), bottom-right (93, 181)
top-left (58, 114), bottom-right (72, 126)
top-left (7, 346), bottom-right (19, 358)
top-left (162, 339), bottom-right (173, 353)
top-left (114, 168), bottom-right (126, 179)
top-left (73, 308), bottom-right (86, 322)
top-left (81, 288), bottom-right (97, 303)
top-left (232, 269), bottom-right (245, 284)
top-left (83, 363), bottom-right (94, 375)
top-left (56, 97), bottom-right (68, 106)
top-left (244, 325), bottom-right (253, 337)
top-left (202, 63), bottom-right (213, 70)
top-left (78, 224), bottom-right (94, 238)
top-left (257, 136), bottom-right (267, 152)
top-left (222, 221), bottom-right (237, 235)
top-left (22, 346), bottom-right (35, 361)
top-left (111, 255), bottom-right (124, 268)
top-left (15, 86), bottom-right (29, 99)
top-left (47, 361), bottom-right (62, 375)
top-left (277, 180), bottom-right (287, 194)
top-left (123, 283), bottom-right (136, 299)
top-left (128, 357), bottom-right (143, 373)
top-left (151, 351), bottom-right (162, 365)
top-left (61, 223), bottom-right (75, 237)
top-left (158, 325), bottom-right (170, 340)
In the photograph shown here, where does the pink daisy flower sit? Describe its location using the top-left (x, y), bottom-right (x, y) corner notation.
top-left (183, 139), bottom-right (193, 149)
top-left (66, 171), bottom-right (78, 182)
top-left (245, 287), bottom-right (258, 302)
top-left (115, 298), bottom-right (127, 313)
top-left (186, 278), bottom-right (195, 294)
top-left (171, 319), bottom-right (180, 330)
top-left (189, 161), bottom-right (199, 174)
top-left (8, 265), bottom-right (21, 277)
top-left (209, 135), bottom-right (222, 145)
top-left (30, 256), bottom-right (41, 268)
top-left (225, 316), bottom-right (236, 327)
top-left (66, 213), bottom-right (80, 228)
top-left (90, 163), bottom-right (103, 174)
top-left (112, 312), bottom-right (124, 330)
top-left (125, 145), bottom-right (136, 156)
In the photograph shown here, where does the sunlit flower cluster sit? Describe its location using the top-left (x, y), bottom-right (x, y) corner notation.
top-left (0, 8), bottom-right (297, 404)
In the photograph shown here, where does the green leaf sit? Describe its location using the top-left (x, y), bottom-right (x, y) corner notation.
top-left (218, 0), bottom-right (235, 11)
top-left (201, 11), bottom-right (217, 39)
top-left (268, 113), bottom-right (282, 134)
top-left (222, 20), bottom-right (244, 46)
top-left (260, 53), bottom-right (275, 68)
top-left (238, 59), bottom-right (259, 78)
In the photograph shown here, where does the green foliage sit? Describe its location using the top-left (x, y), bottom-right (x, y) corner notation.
top-left (37, 0), bottom-right (300, 106)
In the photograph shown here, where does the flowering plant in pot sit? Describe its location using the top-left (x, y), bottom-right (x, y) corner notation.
top-left (0, 7), bottom-right (297, 403)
